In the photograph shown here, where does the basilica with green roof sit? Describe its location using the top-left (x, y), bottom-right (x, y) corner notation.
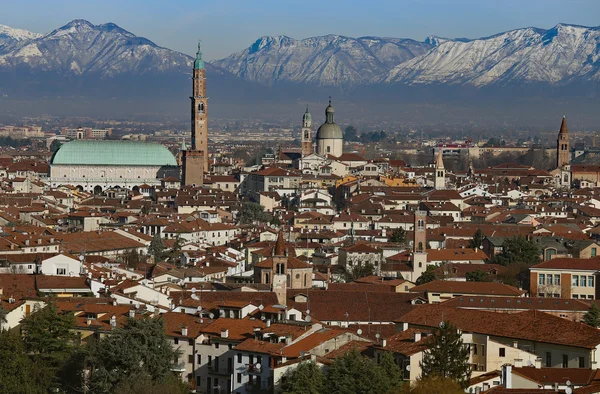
top-left (49, 139), bottom-right (179, 193)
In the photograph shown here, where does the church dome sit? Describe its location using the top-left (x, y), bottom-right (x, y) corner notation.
top-left (316, 100), bottom-right (343, 140)
top-left (51, 140), bottom-right (177, 166)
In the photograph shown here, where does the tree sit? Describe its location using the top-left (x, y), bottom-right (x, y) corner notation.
top-left (326, 349), bottom-right (397, 394)
top-left (468, 229), bottom-right (484, 250)
top-left (583, 303), bottom-right (600, 328)
top-left (88, 317), bottom-right (181, 394)
top-left (123, 249), bottom-right (142, 269)
top-left (0, 306), bottom-right (7, 330)
top-left (493, 236), bottom-right (541, 267)
top-left (388, 228), bottom-right (407, 244)
top-left (415, 266), bottom-right (437, 285)
top-left (465, 270), bottom-right (491, 282)
top-left (344, 262), bottom-right (376, 282)
top-left (21, 301), bottom-right (81, 391)
top-left (420, 321), bottom-right (471, 389)
top-left (238, 202), bottom-right (270, 224)
top-left (344, 126), bottom-right (359, 142)
top-left (50, 139), bottom-right (62, 153)
top-left (400, 376), bottom-right (463, 394)
top-left (0, 330), bottom-right (42, 394)
top-left (280, 361), bottom-right (327, 394)
top-left (149, 233), bottom-right (165, 260)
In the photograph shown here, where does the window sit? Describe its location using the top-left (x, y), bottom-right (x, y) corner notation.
top-left (215, 343), bottom-right (219, 349)
top-left (499, 348), bottom-right (505, 357)
top-left (573, 275), bottom-right (579, 287)
top-left (554, 275), bottom-right (560, 286)
top-left (237, 353), bottom-right (242, 363)
top-left (562, 354), bottom-right (568, 368)
top-left (56, 268), bottom-right (67, 275)
top-left (589, 276), bottom-right (595, 287)
top-left (582, 277), bottom-right (587, 287)
top-left (539, 274), bottom-right (545, 285)
top-left (188, 354), bottom-right (194, 364)
top-left (546, 352), bottom-right (552, 367)
top-left (593, 248), bottom-right (597, 257)
top-left (197, 354), bottom-right (202, 364)
top-left (249, 355), bottom-right (254, 365)
top-left (237, 373), bottom-right (242, 383)
top-left (174, 338), bottom-right (179, 345)
top-left (579, 357), bottom-right (585, 368)
top-left (188, 339), bottom-right (194, 346)
top-left (546, 275), bottom-right (552, 286)
top-left (472, 344), bottom-right (477, 355)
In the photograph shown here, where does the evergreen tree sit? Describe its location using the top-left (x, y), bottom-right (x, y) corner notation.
top-left (149, 233), bottom-right (165, 260)
top-left (583, 303), bottom-right (600, 328)
top-left (49, 139), bottom-right (62, 153)
top-left (465, 270), bottom-right (490, 282)
top-left (326, 349), bottom-right (395, 394)
top-left (0, 330), bottom-right (43, 394)
top-left (468, 229), bottom-right (484, 250)
top-left (238, 202), bottom-right (270, 224)
top-left (415, 266), bottom-right (437, 285)
top-left (493, 236), bottom-right (541, 266)
top-left (388, 228), bottom-right (407, 244)
top-left (280, 361), bottom-right (326, 394)
top-left (21, 301), bottom-right (81, 391)
top-left (88, 317), bottom-right (180, 394)
top-left (420, 321), bottom-right (471, 389)
top-left (400, 376), bottom-right (463, 394)
top-left (377, 351), bottom-right (403, 392)
top-left (0, 306), bottom-right (7, 330)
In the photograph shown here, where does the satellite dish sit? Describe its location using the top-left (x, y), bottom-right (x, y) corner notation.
top-left (439, 322), bottom-right (445, 328)
top-left (526, 360), bottom-right (533, 366)
top-left (254, 363), bottom-right (261, 370)
top-left (79, 255), bottom-right (85, 262)
top-left (305, 309), bottom-right (310, 315)
top-left (191, 288), bottom-right (197, 294)
top-left (565, 388), bottom-right (572, 394)
top-left (258, 304), bottom-right (264, 311)
top-left (261, 316), bottom-right (266, 321)
top-left (375, 333), bottom-right (381, 340)
top-left (406, 365), bottom-right (411, 372)
top-left (566, 380), bottom-right (572, 387)
top-left (209, 313), bottom-right (214, 319)
top-left (357, 329), bottom-right (363, 336)
top-left (305, 315), bottom-right (312, 323)
top-left (134, 302), bottom-right (140, 309)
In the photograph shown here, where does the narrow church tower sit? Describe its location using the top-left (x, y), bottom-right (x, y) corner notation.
top-left (272, 232), bottom-right (288, 306)
top-left (434, 150), bottom-right (446, 190)
top-left (191, 41), bottom-right (209, 169)
top-left (557, 115), bottom-right (570, 168)
top-left (412, 210), bottom-right (428, 281)
top-left (182, 42), bottom-right (208, 186)
top-left (301, 106), bottom-right (313, 156)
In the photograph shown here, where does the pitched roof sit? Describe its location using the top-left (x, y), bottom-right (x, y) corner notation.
top-left (397, 305), bottom-right (600, 349)
top-left (409, 280), bottom-right (524, 297)
top-left (531, 257), bottom-right (600, 271)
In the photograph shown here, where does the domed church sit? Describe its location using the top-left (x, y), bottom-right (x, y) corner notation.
top-left (316, 100), bottom-right (343, 157)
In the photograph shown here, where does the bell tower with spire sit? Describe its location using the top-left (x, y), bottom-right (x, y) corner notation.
top-left (557, 115), bottom-right (570, 168)
top-left (301, 105), bottom-right (313, 156)
top-left (434, 150), bottom-right (446, 190)
top-left (181, 41), bottom-right (208, 186)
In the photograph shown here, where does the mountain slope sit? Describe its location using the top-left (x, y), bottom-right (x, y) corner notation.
top-left (213, 35), bottom-right (432, 86)
top-left (0, 19), bottom-right (192, 76)
top-left (386, 24), bottom-right (600, 86)
top-left (0, 24), bottom-right (41, 49)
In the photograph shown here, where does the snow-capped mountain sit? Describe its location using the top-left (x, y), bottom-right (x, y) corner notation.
top-left (213, 35), bottom-right (432, 86)
top-left (0, 19), bottom-right (192, 77)
top-left (386, 24), bottom-right (600, 87)
top-left (0, 24), bottom-right (41, 48)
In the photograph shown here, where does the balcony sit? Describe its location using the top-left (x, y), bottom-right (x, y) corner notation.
top-left (207, 364), bottom-right (232, 376)
top-left (246, 363), bottom-right (263, 374)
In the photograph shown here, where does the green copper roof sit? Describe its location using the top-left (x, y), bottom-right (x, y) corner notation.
top-left (194, 41), bottom-right (205, 70)
top-left (51, 140), bottom-right (177, 166)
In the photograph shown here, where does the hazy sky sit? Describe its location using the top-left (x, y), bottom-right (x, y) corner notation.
top-left (2, 0), bottom-right (599, 60)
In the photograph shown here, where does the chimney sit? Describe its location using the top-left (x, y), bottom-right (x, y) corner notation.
top-left (401, 322), bottom-right (409, 331)
top-left (128, 309), bottom-right (135, 318)
top-left (513, 340), bottom-right (518, 348)
top-left (382, 338), bottom-right (387, 347)
top-left (414, 332), bottom-right (422, 342)
top-left (221, 329), bottom-right (229, 338)
top-left (514, 358), bottom-right (523, 368)
top-left (503, 364), bottom-right (513, 389)
top-left (266, 319), bottom-right (271, 328)
top-left (535, 358), bottom-right (542, 369)
top-left (182, 326), bottom-right (188, 337)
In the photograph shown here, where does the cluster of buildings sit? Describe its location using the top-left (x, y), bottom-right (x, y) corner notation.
top-left (4, 43), bottom-right (600, 394)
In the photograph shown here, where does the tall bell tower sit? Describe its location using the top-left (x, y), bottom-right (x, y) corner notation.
top-left (301, 106), bottom-right (313, 156)
top-left (182, 41), bottom-right (208, 186)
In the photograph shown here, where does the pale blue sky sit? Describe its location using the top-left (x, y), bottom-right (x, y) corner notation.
top-left (2, 0), bottom-right (599, 60)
